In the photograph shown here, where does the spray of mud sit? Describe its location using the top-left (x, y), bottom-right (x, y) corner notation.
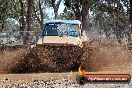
top-left (81, 39), bottom-right (131, 71)
top-left (8, 45), bottom-right (83, 73)
top-left (0, 39), bottom-right (131, 73)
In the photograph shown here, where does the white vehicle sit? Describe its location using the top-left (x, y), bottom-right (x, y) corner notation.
top-left (37, 20), bottom-right (87, 47)
top-left (31, 20), bottom-right (88, 71)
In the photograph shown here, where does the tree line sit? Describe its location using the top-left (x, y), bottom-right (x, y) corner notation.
top-left (0, 0), bottom-right (131, 44)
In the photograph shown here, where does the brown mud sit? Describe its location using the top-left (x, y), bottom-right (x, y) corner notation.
top-left (0, 39), bottom-right (131, 73)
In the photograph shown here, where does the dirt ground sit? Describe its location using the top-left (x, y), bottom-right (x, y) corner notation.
top-left (0, 69), bottom-right (132, 88)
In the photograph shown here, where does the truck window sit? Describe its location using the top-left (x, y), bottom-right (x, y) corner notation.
top-left (42, 24), bottom-right (59, 36)
top-left (42, 23), bottom-right (80, 37)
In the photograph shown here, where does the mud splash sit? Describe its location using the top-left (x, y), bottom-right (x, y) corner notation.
top-left (7, 45), bottom-right (83, 73)
top-left (0, 39), bottom-right (130, 73)
top-left (81, 39), bottom-right (130, 71)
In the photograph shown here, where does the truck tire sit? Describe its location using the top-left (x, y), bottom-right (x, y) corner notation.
top-left (76, 75), bottom-right (87, 85)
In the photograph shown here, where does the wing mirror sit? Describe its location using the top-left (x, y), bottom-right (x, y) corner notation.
top-left (81, 30), bottom-right (83, 36)
top-left (58, 30), bottom-right (63, 37)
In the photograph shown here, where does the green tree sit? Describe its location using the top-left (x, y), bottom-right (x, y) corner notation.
top-left (64, 0), bottom-right (92, 30)
top-left (19, 0), bottom-right (26, 32)
top-left (0, 0), bottom-right (14, 31)
top-left (27, 0), bottom-right (33, 31)
top-left (91, 0), bottom-right (131, 43)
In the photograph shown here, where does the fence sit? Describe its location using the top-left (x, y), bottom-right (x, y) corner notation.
top-left (0, 31), bottom-right (37, 46)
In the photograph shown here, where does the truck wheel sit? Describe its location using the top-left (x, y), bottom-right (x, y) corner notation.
top-left (76, 76), bottom-right (87, 85)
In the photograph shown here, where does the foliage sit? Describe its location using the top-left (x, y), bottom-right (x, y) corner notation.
top-left (0, 0), bottom-right (131, 44)
top-left (45, 0), bottom-right (62, 19)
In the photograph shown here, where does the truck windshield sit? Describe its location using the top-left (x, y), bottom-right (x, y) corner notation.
top-left (42, 23), bottom-right (80, 37)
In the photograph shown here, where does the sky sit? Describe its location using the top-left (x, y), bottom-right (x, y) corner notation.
top-left (45, 0), bottom-right (65, 19)
top-left (58, 0), bottom-right (65, 14)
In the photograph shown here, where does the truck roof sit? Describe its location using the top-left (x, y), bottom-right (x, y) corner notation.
top-left (45, 20), bottom-right (81, 24)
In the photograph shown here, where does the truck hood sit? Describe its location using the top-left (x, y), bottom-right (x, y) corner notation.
top-left (37, 36), bottom-right (82, 45)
